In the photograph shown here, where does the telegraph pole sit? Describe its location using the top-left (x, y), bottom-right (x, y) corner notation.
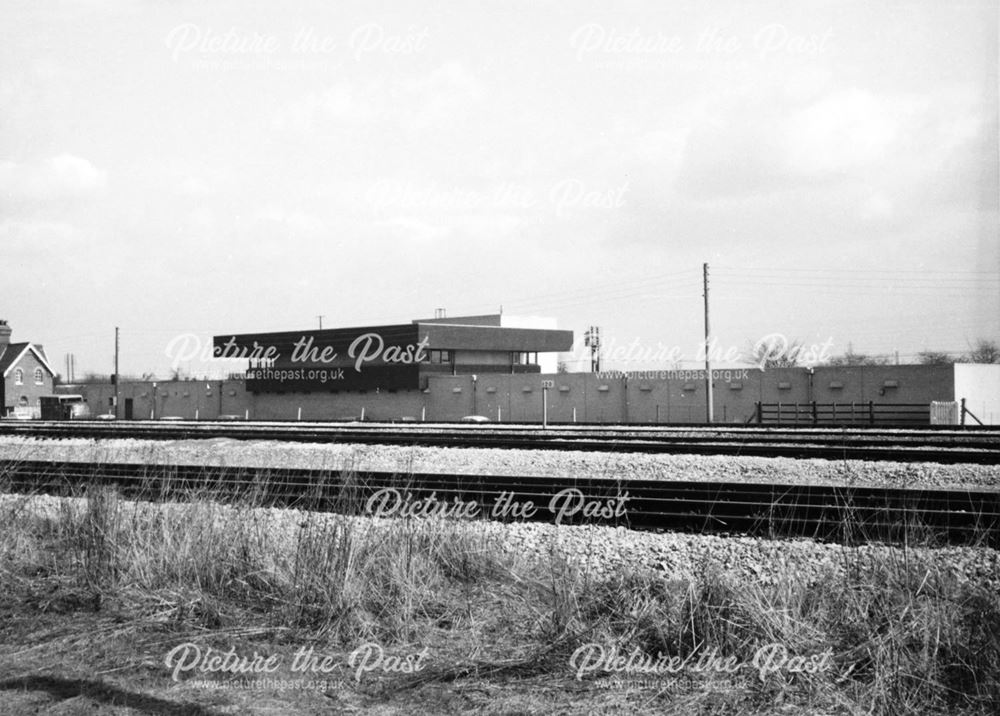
top-left (113, 326), bottom-right (120, 419)
top-left (317, 315), bottom-right (324, 330)
top-left (703, 263), bottom-right (713, 423)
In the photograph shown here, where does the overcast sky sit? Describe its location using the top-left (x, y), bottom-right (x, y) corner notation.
top-left (2, 0), bottom-right (997, 377)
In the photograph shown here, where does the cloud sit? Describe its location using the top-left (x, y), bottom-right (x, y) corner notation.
top-left (257, 207), bottom-right (326, 236)
top-left (255, 207), bottom-right (328, 250)
top-left (0, 154), bottom-right (107, 202)
top-left (271, 62), bottom-right (486, 134)
top-left (372, 216), bottom-right (452, 242)
top-left (271, 82), bottom-right (376, 131)
top-left (401, 62), bottom-right (486, 131)
top-left (176, 175), bottom-right (213, 197)
top-left (0, 218), bottom-right (84, 252)
top-left (676, 99), bottom-right (789, 198)
top-left (154, 159), bottom-right (232, 199)
top-left (784, 89), bottom-right (900, 175)
top-left (676, 84), bottom-right (989, 205)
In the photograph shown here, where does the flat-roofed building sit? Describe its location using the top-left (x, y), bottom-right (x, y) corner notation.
top-left (213, 314), bottom-right (574, 394)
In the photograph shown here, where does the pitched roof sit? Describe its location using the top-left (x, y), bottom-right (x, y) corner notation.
top-left (0, 343), bottom-right (56, 378)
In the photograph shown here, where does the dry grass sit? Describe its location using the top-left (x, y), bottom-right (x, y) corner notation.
top-left (0, 464), bottom-right (998, 715)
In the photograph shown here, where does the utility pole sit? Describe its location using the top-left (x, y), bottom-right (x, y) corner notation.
top-left (317, 315), bottom-right (324, 330)
top-left (113, 326), bottom-right (120, 419)
top-left (703, 263), bottom-right (713, 423)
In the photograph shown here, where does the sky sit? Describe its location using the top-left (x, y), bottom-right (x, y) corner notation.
top-left (1, 0), bottom-right (998, 378)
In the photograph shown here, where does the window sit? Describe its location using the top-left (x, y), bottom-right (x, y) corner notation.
top-left (34, 368), bottom-right (43, 385)
top-left (428, 350), bottom-right (451, 364)
top-left (14, 368), bottom-right (23, 385)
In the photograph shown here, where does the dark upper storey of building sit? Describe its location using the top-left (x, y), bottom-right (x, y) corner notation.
top-left (214, 314), bottom-right (574, 391)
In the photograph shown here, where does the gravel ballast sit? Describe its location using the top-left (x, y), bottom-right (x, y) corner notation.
top-left (2, 492), bottom-right (998, 590)
top-left (1, 435), bottom-right (998, 491)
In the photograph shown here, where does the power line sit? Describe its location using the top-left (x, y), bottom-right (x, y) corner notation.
top-left (714, 265), bottom-right (999, 276)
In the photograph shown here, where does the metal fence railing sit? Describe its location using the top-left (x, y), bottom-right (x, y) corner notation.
top-left (754, 401), bottom-right (931, 426)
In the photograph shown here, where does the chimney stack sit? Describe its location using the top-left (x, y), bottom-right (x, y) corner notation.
top-left (0, 320), bottom-right (10, 348)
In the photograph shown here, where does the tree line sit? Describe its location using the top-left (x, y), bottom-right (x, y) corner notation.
top-left (751, 338), bottom-right (1000, 368)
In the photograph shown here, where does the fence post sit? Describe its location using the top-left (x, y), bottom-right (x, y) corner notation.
top-left (961, 398), bottom-right (966, 426)
top-left (868, 401), bottom-right (875, 426)
top-left (811, 401), bottom-right (817, 426)
top-left (776, 402), bottom-right (782, 425)
top-left (755, 402), bottom-right (762, 425)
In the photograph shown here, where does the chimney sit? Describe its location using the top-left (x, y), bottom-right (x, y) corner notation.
top-left (0, 320), bottom-right (10, 348)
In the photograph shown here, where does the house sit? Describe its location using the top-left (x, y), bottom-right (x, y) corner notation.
top-left (0, 320), bottom-right (56, 418)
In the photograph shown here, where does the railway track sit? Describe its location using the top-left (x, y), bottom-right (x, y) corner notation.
top-left (2, 459), bottom-right (998, 547)
top-left (2, 421), bottom-right (1000, 464)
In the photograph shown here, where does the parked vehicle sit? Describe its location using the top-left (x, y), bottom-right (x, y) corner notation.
top-left (39, 395), bottom-right (91, 420)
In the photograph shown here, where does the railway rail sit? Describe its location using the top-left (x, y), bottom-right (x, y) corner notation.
top-left (2, 421), bottom-right (999, 464)
top-left (2, 459), bottom-right (998, 547)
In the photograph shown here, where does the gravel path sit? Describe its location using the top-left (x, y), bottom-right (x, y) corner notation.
top-left (1, 436), bottom-right (998, 491)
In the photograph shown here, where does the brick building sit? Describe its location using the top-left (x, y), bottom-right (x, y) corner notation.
top-left (0, 320), bottom-right (56, 418)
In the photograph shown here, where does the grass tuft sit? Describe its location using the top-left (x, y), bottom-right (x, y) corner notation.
top-left (0, 462), bottom-right (997, 714)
